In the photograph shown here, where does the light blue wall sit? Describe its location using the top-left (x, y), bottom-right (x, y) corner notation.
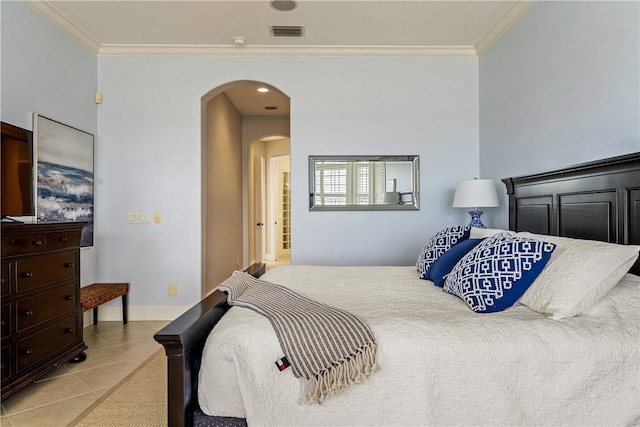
top-left (96, 55), bottom-right (479, 307)
top-left (479, 1), bottom-right (640, 229)
top-left (1, 1), bottom-right (99, 284)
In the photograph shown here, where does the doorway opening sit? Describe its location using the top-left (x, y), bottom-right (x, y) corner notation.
top-left (201, 81), bottom-right (291, 297)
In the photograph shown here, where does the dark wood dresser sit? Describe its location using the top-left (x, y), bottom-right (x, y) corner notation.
top-left (1, 222), bottom-right (87, 399)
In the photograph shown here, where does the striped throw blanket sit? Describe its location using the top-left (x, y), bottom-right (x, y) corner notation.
top-left (219, 271), bottom-right (378, 403)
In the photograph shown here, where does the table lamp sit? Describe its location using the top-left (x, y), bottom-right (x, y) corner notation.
top-left (452, 178), bottom-right (499, 228)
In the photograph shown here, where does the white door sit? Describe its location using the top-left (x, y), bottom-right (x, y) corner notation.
top-left (253, 156), bottom-right (266, 263)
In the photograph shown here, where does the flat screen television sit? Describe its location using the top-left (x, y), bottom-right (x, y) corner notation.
top-left (1, 122), bottom-right (35, 219)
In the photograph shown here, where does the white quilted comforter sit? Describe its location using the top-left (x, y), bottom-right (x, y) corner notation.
top-left (198, 266), bottom-right (640, 426)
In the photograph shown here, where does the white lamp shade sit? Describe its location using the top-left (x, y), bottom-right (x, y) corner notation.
top-left (452, 179), bottom-right (500, 208)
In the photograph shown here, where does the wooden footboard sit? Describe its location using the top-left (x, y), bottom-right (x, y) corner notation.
top-left (154, 263), bottom-right (265, 427)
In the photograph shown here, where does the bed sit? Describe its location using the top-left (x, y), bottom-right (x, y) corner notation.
top-left (154, 152), bottom-right (640, 427)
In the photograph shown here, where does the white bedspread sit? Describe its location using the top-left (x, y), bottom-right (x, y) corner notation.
top-left (198, 266), bottom-right (640, 426)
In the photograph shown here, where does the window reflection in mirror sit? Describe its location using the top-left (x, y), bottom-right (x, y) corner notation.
top-left (309, 155), bottom-right (419, 211)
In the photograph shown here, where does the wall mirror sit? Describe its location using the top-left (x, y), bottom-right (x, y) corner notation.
top-left (309, 155), bottom-right (419, 211)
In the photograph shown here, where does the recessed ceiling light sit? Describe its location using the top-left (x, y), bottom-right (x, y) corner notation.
top-left (270, 0), bottom-right (297, 12)
top-left (257, 87), bottom-right (269, 93)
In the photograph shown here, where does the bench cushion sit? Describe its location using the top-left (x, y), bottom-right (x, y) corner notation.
top-left (81, 283), bottom-right (129, 312)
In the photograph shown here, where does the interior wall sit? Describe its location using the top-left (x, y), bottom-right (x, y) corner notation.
top-left (96, 55), bottom-right (478, 307)
top-left (479, 1), bottom-right (640, 229)
top-left (204, 93), bottom-right (243, 295)
top-left (1, 1), bottom-right (98, 286)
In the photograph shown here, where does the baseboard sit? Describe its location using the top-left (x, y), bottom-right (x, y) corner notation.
top-left (82, 305), bottom-right (192, 326)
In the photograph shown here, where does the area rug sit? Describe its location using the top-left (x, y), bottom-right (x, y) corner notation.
top-left (71, 350), bottom-right (167, 426)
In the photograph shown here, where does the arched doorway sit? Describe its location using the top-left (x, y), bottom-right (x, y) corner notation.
top-left (201, 81), bottom-right (290, 297)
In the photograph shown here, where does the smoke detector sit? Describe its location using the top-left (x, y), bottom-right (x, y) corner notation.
top-left (270, 1), bottom-right (297, 12)
top-left (233, 36), bottom-right (246, 46)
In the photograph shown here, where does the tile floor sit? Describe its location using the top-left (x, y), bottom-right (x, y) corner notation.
top-left (0, 320), bottom-right (168, 427)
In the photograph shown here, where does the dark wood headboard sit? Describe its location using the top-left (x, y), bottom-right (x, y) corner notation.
top-left (501, 152), bottom-right (640, 274)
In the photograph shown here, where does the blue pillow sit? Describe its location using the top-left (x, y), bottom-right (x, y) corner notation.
top-left (443, 234), bottom-right (556, 313)
top-left (427, 238), bottom-right (484, 287)
top-left (416, 225), bottom-right (471, 279)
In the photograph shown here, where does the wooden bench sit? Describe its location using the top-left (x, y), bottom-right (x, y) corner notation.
top-left (80, 283), bottom-right (129, 325)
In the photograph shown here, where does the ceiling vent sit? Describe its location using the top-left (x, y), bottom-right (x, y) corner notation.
top-left (270, 25), bottom-right (304, 37)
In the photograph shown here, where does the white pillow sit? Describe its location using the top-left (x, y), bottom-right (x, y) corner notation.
top-left (470, 227), bottom-right (514, 239)
top-left (517, 232), bottom-right (640, 319)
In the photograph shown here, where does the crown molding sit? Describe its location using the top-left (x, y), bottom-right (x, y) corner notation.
top-left (97, 44), bottom-right (478, 58)
top-left (475, 0), bottom-right (535, 56)
top-left (24, 0), bottom-right (532, 59)
top-left (24, 0), bottom-right (100, 54)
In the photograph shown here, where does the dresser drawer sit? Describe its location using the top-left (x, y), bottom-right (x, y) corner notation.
top-left (1, 234), bottom-right (46, 257)
top-left (1, 262), bottom-right (9, 296)
top-left (2, 304), bottom-right (11, 340)
top-left (16, 314), bottom-right (80, 373)
top-left (47, 231), bottom-right (81, 251)
top-left (16, 283), bottom-right (78, 333)
top-left (1, 343), bottom-right (11, 384)
top-left (15, 251), bottom-right (78, 293)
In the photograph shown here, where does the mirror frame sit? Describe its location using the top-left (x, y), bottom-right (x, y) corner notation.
top-left (309, 155), bottom-right (420, 211)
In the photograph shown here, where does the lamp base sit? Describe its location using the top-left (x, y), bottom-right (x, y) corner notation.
top-left (467, 210), bottom-right (486, 228)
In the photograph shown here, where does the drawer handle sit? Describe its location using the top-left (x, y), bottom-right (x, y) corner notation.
top-left (32, 240), bottom-right (43, 246)
top-left (21, 272), bottom-right (33, 278)
top-left (65, 328), bottom-right (75, 334)
top-left (22, 349), bottom-right (34, 356)
top-left (65, 295), bottom-right (75, 301)
top-left (59, 237), bottom-right (69, 242)
top-left (22, 310), bottom-right (34, 316)
top-left (65, 262), bottom-right (75, 268)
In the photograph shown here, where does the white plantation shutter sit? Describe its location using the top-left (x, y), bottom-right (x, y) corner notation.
top-left (314, 161), bottom-right (375, 206)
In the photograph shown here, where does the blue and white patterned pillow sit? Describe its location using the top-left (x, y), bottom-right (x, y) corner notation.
top-left (416, 225), bottom-right (471, 279)
top-left (427, 238), bottom-right (484, 287)
top-left (443, 233), bottom-right (556, 313)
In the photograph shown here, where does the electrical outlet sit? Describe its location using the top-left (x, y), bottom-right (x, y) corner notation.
top-left (168, 283), bottom-right (178, 296)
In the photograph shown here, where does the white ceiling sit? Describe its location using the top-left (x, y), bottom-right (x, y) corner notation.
top-left (26, 1), bottom-right (533, 56)
top-left (24, 0), bottom-right (534, 116)
top-left (225, 83), bottom-right (291, 116)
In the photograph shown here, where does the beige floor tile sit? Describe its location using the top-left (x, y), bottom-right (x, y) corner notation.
top-left (7, 392), bottom-right (96, 427)
top-left (2, 374), bottom-right (91, 415)
top-left (74, 358), bottom-right (140, 391)
top-left (137, 320), bottom-right (170, 332)
top-left (1, 321), bottom-right (160, 425)
top-left (92, 386), bottom-right (114, 399)
top-left (33, 364), bottom-right (72, 383)
top-left (92, 323), bottom-right (156, 346)
top-left (81, 329), bottom-right (113, 351)
top-left (65, 345), bottom-right (132, 373)
top-left (88, 321), bottom-right (148, 336)
top-left (116, 336), bottom-right (163, 362)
